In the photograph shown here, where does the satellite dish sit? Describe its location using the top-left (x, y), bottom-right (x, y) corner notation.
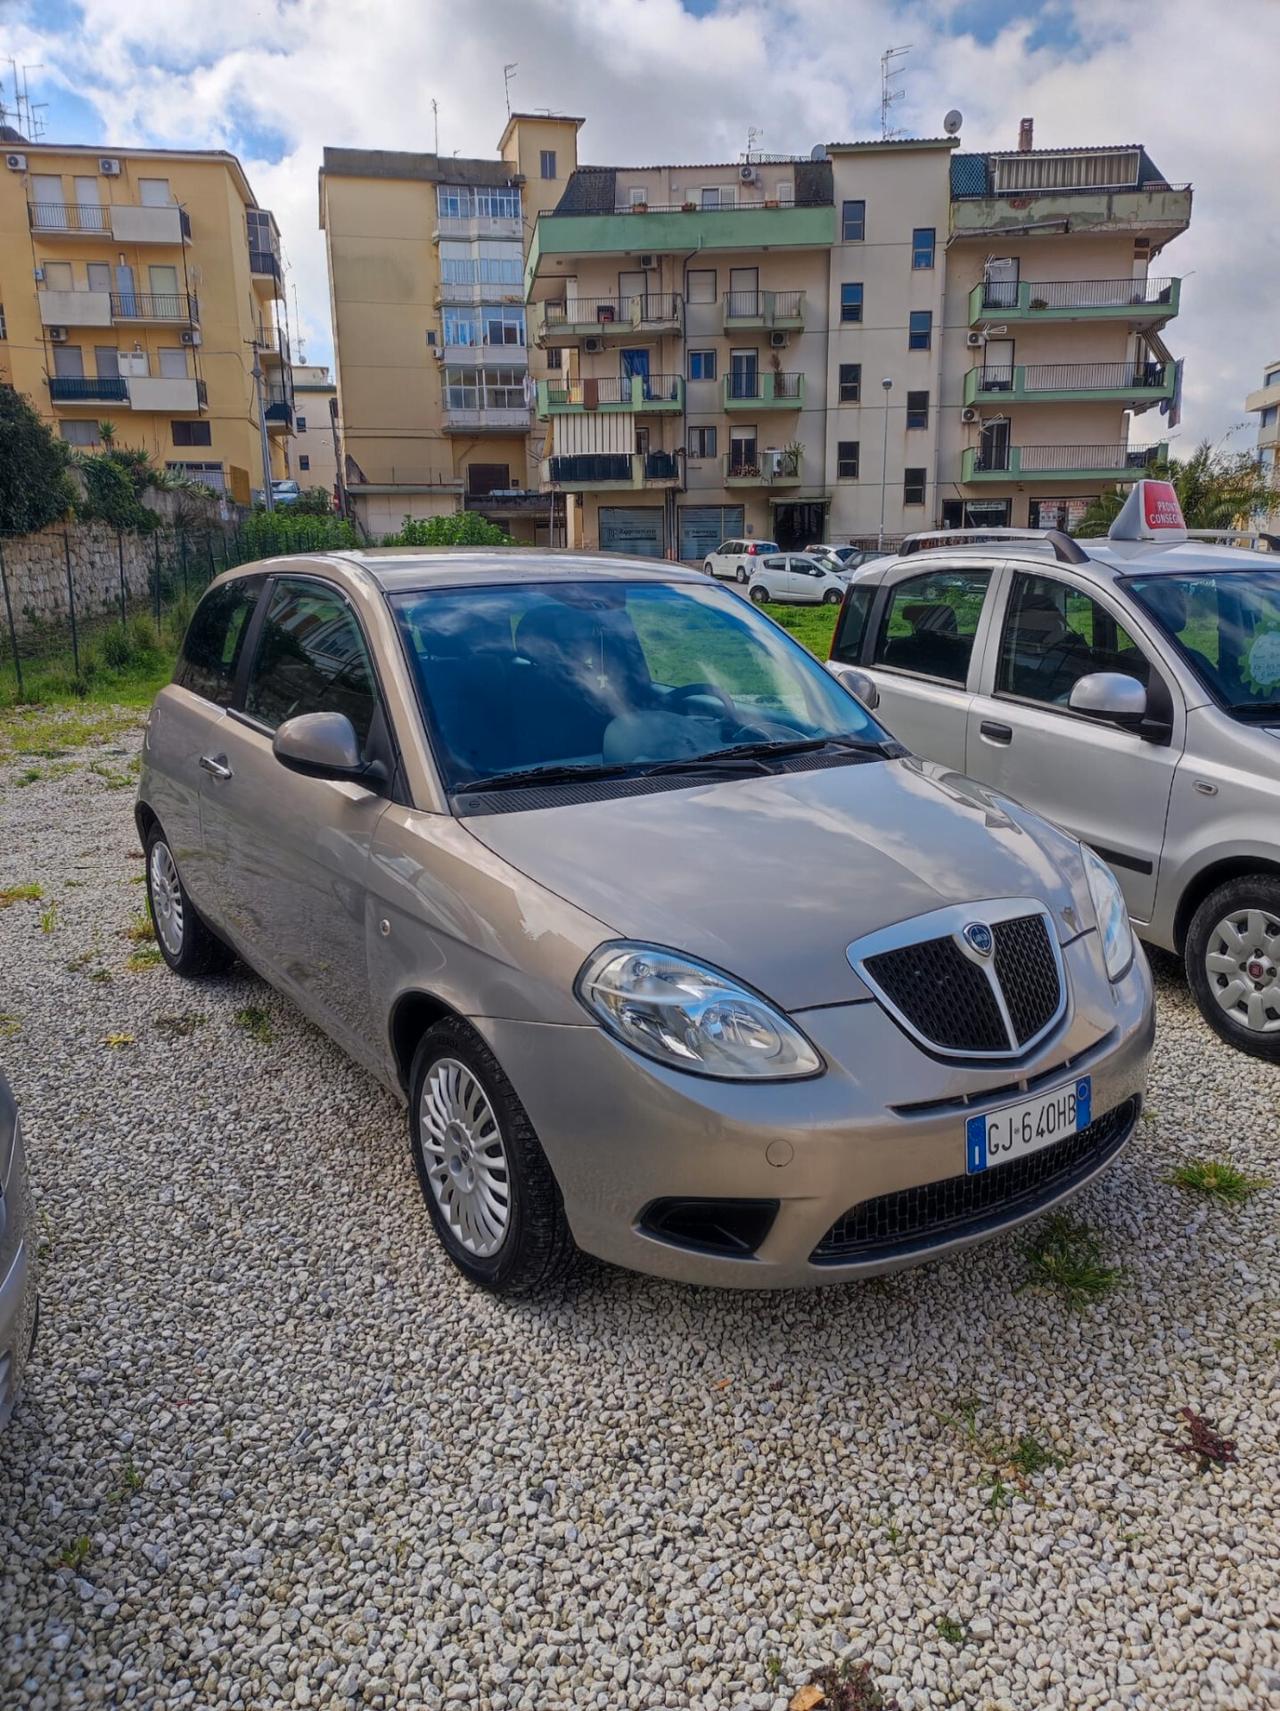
top-left (943, 110), bottom-right (963, 135)
top-left (810, 144), bottom-right (829, 161)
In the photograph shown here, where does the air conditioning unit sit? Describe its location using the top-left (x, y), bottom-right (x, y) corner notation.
top-left (100, 157), bottom-right (122, 176)
top-left (48, 327), bottom-right (69, 343)
top-left (769, 330), bottom-right (789, 349)
top-left (961, 406), bottom-right (980, 424)
top-left (180, 330), bottom-right (202, 347)
top-left (966, 330), bottom-right (985, 348)
top-left (5, 152), bottom-right (27, 172)
top-left (583, 336), bottom-right (604, 354)
top-left (431, 347), bottom-right (444, 361)
top-left (739, 163), bottom-right (760, 185)
top-left (638, 254), bottom-right (656, 270)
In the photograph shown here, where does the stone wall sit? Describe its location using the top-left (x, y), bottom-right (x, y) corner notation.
top-left (1, 522), bottom-right (180, 635)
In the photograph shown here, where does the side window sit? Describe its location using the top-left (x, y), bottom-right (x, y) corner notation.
top-left (174, 577), bottom-right (262, 706)
top-left (762, 556), bottom-right (786, 571)
top-left (998, 573), bottom-right (1150, 709)
top-left (831, 585), bottom-right (876, 664)
top-left (874, 569), bottom-right (992, 685)
top-left (244, 579), bottom-right (378, 744)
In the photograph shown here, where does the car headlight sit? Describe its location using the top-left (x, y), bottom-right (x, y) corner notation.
top-left (1082, 846), bottom-right (1134, 981)
top-left (575, 943), bottom-right (823, 1080)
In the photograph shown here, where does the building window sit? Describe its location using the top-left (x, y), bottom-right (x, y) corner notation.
top-left (685, 268), bottom-right (717, 303)
top-left (906, 390), bottom-right (929, 429)
top-left (688, 349), bottom-right (717, 381)
top-left (298, 454), bottom-right (310, 471)
top-left (296, 415), bottom-right (307, 433)
top-left (166, 460), bottom-right (226, 491)
top-left (775, 181), bottom-right (794, 205)
top-left (1265, 367), bottom-right (1280, 387)
top-left (628, 186), bottom-right (648, 207)
top-left (841, 200), bottom-right (865, 241)
top-left (61, 420), bottom-right (100, 447)
top-left (840, 283), bottom-right (864, 324)
top-left (908, 311), bottom-right (932, 351)
top-left (838, 363), bottom-right (861, 403)
top-left (540, 150), bottom-right (557, 180)
top-left (1262, 405), bottom-right (1279, 427)
top-left (0, 304), bottom-right (6, 340)
top-left (903, 467), bottom-right (927, 505)
top-left (837, 441), bottom-right (860, 479)
top-left (911, 227), bottom-right (935, 269)
top-left (688, 426), bottom-right (717, 459)
top-left (545, 346), bottom-right (562, 371)
top-left (172, 420), bottom-right (212, 446)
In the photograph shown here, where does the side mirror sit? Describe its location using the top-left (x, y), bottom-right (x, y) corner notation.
top-left (1068, 672), bottom-right (1147, 726)
top-left (273, 711), bottom-right (382, 785)
top-left (827, 662), bottom-right (880, 710)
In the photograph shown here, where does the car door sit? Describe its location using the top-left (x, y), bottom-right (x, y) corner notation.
top-left (963, 567), bottom-right (1184, 923)
top-left (198, 574), bottom-right (395, 1067)
top-left (788, 557), bottom-right (826, 603)
top-left (757, 554), bottom-right (791, 598)
top-left (861, 563), bottom-right (997, 770)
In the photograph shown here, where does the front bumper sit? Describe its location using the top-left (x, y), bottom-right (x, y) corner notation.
top-left (475, 934), bottom-right (1154, 1287)
top-left (0, 1115), bottom-right (37, 1427)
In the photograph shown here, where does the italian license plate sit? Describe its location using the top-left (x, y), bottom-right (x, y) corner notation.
top-left (965, 1076), bottom-right (1091, 1174)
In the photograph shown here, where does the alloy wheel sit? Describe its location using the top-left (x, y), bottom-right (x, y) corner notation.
top-left (1205, 906), bottom-right (1280, 1033)
top-left (419, 1058), bottom-right (511, 1255)
top-left (149, 840), bottom-right (185, 958)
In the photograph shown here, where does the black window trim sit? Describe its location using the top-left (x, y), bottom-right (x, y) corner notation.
top-left (867, 564), bottom-right (997, 691)
top-left (175, 570), bottom-right (267, 710)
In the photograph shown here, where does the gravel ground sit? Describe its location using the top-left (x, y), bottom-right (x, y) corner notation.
top-left (1, 707), bottom-right (1277, 1711)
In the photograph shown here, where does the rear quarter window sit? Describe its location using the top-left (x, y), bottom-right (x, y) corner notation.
top-left (831, 584), bottom-right (876, 663)
top-left (174, 577), bottom-right (262, 706)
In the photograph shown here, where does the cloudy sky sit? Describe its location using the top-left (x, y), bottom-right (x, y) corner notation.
top-left (2, 0), bottom-right (1275, 449)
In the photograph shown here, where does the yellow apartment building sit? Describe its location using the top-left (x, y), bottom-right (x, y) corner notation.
top-left (318, 114), bottom-right (583, 538)
top-left (0, 128), bottom-right (293, 503)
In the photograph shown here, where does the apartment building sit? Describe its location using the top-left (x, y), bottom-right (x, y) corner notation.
top-left (0, 131), bottom-right (293, 501)
top-left (1245, 359), bottom-right (1280, 529)
top-left (525, 122), bottom-right (1190, 552)
top-left (318, 115), bottom-right (582, 538)
top-left (290, 362), bottom-right (339, 495)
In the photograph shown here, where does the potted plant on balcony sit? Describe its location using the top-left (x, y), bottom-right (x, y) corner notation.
top-left (682, 201), bottom-right (697, 212)
top-left (731, 462), bottom-right (760, 480)
top-left (1028, 296), bottom-right (1048, 310)
top-left (631, 201), bottom-right (649, 213)
top-left (782, 441), bottom-right (803, 477)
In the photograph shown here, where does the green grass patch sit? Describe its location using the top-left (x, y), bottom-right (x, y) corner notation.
top-left (55, 1535), bottom-right (92, 1573)
top-left (0, 705), bottom-right (141, 762)
top-left (124, 912), bottom-right (155, 944)
top-left (1017, 1212), bottom-right (1124, 1307)
top-left (0, 1014), bottom-right (20, 1040)
top-left (125, 946), bottom-right (163, 972)
top-left (935, 1616), bottom-right (968, 1645)
top-left (38, 901), bottom-right (59, 935)
top-left (1168, 1158), bottom-right (1270, 1206)
top-left (0, 883), bottom-right (43, 909)
top-left (234, 1005), bottom-right (275, 1044)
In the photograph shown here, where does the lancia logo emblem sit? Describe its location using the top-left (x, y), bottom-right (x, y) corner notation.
top-left (961, 921), bottom-right (994, 958)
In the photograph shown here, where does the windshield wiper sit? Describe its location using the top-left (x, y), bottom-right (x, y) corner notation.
top-left (1229, 701), bottom-right (1280, 722)
top-left (643, 735), bottom-right (890, 775)
top-left (459, 761), bottom-right (637, 792)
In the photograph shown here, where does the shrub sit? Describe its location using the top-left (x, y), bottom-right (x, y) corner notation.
top-left (0, 389), bottom-right (76, 533)
top-left (100, 624), bottom-right (135, 670)
top-left (238, 510), bottom-right (356, 558)
top-left (75, 449), bottom-right (160, 532)
top-left (382, 512), bottom-right (512, 548)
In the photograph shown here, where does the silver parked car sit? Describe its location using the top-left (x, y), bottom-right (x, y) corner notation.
top-left (748, 553), bottom-right (850, 606)
top-left (827, 479), bottom-right (1280, 1058)
top-left (1, 1072), bottom-right (37, 1427)
top-left (138, 550), bottom-right (1153, 1293)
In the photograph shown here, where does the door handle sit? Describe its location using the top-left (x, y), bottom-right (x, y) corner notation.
top-left (980, 720), bottom-right (1013, 745)
top-left (199, 753), bottom-right (233, 780)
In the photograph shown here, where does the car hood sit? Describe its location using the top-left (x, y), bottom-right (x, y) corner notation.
top-left (461, 756), bottom-right (1092, 1011)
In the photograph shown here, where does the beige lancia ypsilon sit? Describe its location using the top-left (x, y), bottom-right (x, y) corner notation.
top-left (137, 550), bottom-right (1154, 1294)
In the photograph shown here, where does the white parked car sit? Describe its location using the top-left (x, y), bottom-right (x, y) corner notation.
top-left (704, 538), bottom-right (780, 583)
top-left (749, 553), bottom-right (849, 606)
top-left (806, 544), bottom-right (887, 575)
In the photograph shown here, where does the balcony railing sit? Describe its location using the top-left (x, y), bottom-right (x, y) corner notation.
top-left (970, 277), bottom-right (1180, 322)
top-left (721, 289), bottom-right (806, 328)
top-left (29, 201), bottom-right (109, 232)
top-left (721, 452), bottom-right (802, 486)
top-left (442, 403), bottom-right (532, 431)
top-left (966, 361), bottom-right (1174, 406)
top-left (539, 294), bottom-right (683, 335)
top-left (537, 374), bottom-right (683, 415)
top-left (435, 213), bottom-right (523, 241)
top-left (110, 291), bottom-right (198, 322)
top-left (723, 371), bottom-right (804, 409)
top-left (256, 324), bottom-right (291, 361)
top-left (249, 248), bottom-right (281, 279)
top-left (264, 389), bottom-right (294, 427)
top-left (546, 451), bottom-right (682, 489)
top-left (964, 442), bottom-right (1165, 480)
top-left (48, 376), bottom-right (128, 403)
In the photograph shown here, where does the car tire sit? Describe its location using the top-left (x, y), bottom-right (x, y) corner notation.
top-left (823, 588), bottom-right (843, 605)
top-left (144, 825), bottom-right (234, 978)
top-left (735, 565), bottom-right (748, 584)
top-left (408, 1018), bottom-right (576, 1295)
top-left (703, 560), bottom-right (715, 577)
top-left (1185, 876), bottom-right (1280, 1061)
top-left (750, 586), bottom-right (771, 604)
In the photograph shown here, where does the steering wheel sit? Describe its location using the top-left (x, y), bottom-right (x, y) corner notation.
top-left (669, 681), bottom-right (736, 720)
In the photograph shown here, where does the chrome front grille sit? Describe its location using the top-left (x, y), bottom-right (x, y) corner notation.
top-left (849, 899), bottom-right (1067, 1060)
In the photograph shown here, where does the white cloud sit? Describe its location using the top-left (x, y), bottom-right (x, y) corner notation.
top-left (7, 0), bottom-right (1276, 448)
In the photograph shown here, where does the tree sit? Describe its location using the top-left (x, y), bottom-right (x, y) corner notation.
top-left (383, 511), bottom-right (512, 547)
top-left (1075, 441), bottom-right (1280, 537)
top-left (0, 388), bottom-right (76, 534)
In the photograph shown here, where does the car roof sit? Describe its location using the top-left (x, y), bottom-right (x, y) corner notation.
top-left (861, 537), bottom-right (1276, 587)
top-left (234, 548), bottom-right (709, 595)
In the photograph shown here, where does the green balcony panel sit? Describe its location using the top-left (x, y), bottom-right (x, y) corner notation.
top-left (967, 277), bottom-right (1180, 326)
top-left (963, 362), bottom-right (1176, 408)
top-left (537, 376), bottom-right (683, 417)
top-left (962, 443), bottom-right (1168, 483)
top-left (722, 372), bottom-right (805, 411)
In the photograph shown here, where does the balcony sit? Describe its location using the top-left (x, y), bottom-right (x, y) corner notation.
top-left (434, 213), bottom-right (523, 242)
top-left (968, 277), bottom-right (1180, 326)
top-left (48, 376), bottom-right (128, 404)
top-left (962, 442), bottom-right (1167, 483)
top-left (722, 372), bottom-right (804, 411)
top-left (250, 248), bottom-right (284, 299)
top-left (39, 289), bottom-right (113, 329)
top-left (721, 453), bottom-right (802, 489)
top-left (535, 294), bottom-right (683, 346)
top-left (441, 402), bottom-right (532, 435)
top-left (264, 389), bottom-right (294, 431)
top-left (443, 339), bottom-right (528, 366)
top-left (964, 361), bottom-right (1175, 409)
top-left (536, 374), bottom-right (683, 417)
top-left (436, 279), bottom-right (526, 308)
top-left (545, 451), bottom-right (682, 492)
top-left (111, 291), bottom-right (199, 324)
top-left (526, 201), bottom-right (836, 291)
top-left (950, 181), bottom-right (1192, 244)
top-left (48, 375), bottom-right (205, 411)
top-left (256, 324), bottom-right (291, 365)
top-left (29, 201), bottom-right (191, 243)
top-left (721, 290), bottom-right (806, 332)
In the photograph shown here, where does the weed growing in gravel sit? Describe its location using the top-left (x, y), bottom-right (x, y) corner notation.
top-left (793, 1659), bottom-right (904, 1711)
top-left (0, 1014), bottom-right (19, 1039)
top-left (39, 901), bottom-right (58, 935)
top-left (941, 1399), bottom-right (1069, 1515)
top-left (0, 883), bottom-right (42, 909)
top-left (102, 1032), bottom-right (134, 1048)
top-left (124, 912), bottom-right (156, 943)
top-left (1017, 1213), bottom-right (1123, 1307)
top-left (89, 759), bottom-right (137, 790)
top-left (935, 1616), bottom-right (968, 1645)
top-left (126, 946), bottom-right (163, 972)
top-left (108, 1457), bottom-right (143, 1502)
top-left (0, 706), bottom-right (139, 762)
top-left (234, 1005), bottom-right (275, 1044)
top-left (1166, 1407), bottom-right (1237, 1472)
top-left (1168, 1158), bottom-right (1270, 1207)
top-left (983, 1473), bottom-right (1014, 1516)
top-left (1009, 1433), bottom-right (1065, 1477)
top-left (764, 1657), bottom-right (783, 1688)
top-left (88, 969), bottom-right (113, 984)
top-left (154, 1013), bottom-right (202, 1039)
top-left (16, 766), bottom-right (42, 786)
top-left (56, 1536), bottom-right (92, 1573)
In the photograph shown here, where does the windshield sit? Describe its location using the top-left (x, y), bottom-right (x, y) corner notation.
top-left (390, 578), bottom-right (888, 790)
top-left (1126, 569), bottom-right (1280, 717)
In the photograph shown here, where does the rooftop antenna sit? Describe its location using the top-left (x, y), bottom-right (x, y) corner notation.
top-left (431, 98), bottom-right (439, 156)
top-left (880, 44), bottom-right (911, 141)
top-left (746, 125), bottom-right (763, 162)
top-left (503, 62), bottom-right (518, 117)
top-left (291, 281), bottom-right (306, 362)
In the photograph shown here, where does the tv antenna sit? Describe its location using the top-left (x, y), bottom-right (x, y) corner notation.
top-left (503, 62), bottom-right (518, 117)
top-left (880, 44), bottom-right (911, 140)
top-left (2, 60), bottom-right (48, 140)
top-left (746, 125), bottom-right (763, 161)
top-left (431, 98), bottom-right (439, 156)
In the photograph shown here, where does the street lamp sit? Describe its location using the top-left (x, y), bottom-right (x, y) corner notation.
top-left (878, 377), bottom-right (893, 550)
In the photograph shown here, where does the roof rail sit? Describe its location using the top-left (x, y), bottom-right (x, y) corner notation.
top-left (897, 527), bottom-right (1089, 566)
top-left (1185, 529), bottom-right (1280, 553)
